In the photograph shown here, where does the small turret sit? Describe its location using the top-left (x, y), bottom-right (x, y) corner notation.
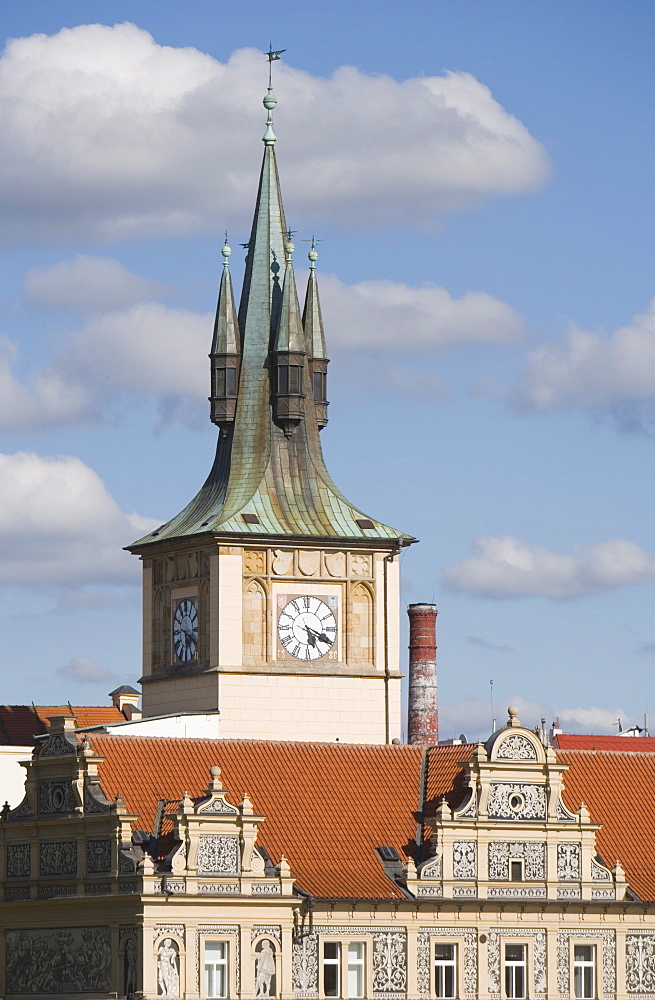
top-left (209, 238), bottom-right (241, 433)
top-left (302, 242), bottom-right (329, 429)
top-left (272, 235), bottom-right (306, 436)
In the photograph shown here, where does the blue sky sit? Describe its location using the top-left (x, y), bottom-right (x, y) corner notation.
top-left (1, 2), bottom-right (654, 739)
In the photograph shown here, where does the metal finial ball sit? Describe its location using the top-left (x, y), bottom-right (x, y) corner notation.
top-left (284, 238), bottom-right (295, 255)
top-left (221, 243), bottom-right (232, 259)
top-left (308, 248), bottom-right (319, 263)
top-left (263, 90), bottom-right (277, 111)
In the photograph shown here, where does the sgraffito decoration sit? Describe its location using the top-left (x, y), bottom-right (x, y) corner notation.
top-left (417, 928), bottom-right (477, 999)
top-left (6, 843), bottom-right (30, 879)
top-left (292, 931), bottom-right (318, 996)
top-left (372, 931), bottom-right (407, 995)
top-left (39, 838), bottom-right (77, 877)
top-left (557, 929), bottom-right (615, 999)
top-left (626, 932), bottom-right (655, 995)
top-left (86, 837), bottom-right (111, 874)
top-left (557, 843), bottom-right (581, 880)
top-left (5, 927), bottom-right (111, 993)
top-left (488, 841), bottom-right (546, 880)
top-left (196, 834), bottom-right (240, 875)
top-left (496, 734), bottom-right (538, 760)
top-left (453, 841), bottom-right (477, 879)
top-left (487, 783), bottom-right (546, 820)
top-left (488, 928), bottom-right (546, 1000)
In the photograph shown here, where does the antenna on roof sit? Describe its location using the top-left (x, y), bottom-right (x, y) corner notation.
top-left (614, 717), bottom-right (623, 733)
top-left (490, 678), bottom-right (496, 734)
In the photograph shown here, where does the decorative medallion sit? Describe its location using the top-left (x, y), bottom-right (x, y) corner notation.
top-left (244, 550), bottom-right (266, 574)
top-left (487, 783), bottom-right (546, 820)
top-left (496, 734), bottom-right (538, 760)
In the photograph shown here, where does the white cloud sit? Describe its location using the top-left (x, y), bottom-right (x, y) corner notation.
top-left (514, 300), bottom-right (655, 430)
top-left (0, 336), bottom-right (90, 431)
top-left (557, 705), bottom-right (633, 734)
top-left (321, 275), bottom-right (527, 351)
top-left (443, 535), bottom-right (655, 599)
top-left (439, 695), bottom-right (551, 742)
top-left (57, 656), bottom-right (113, 684)
top-left (0, 25), bottom-right (548, 242)
top-left (0, 452), bottom-right (158, 585)
top-left (25, 255), bottom-right (167, 311)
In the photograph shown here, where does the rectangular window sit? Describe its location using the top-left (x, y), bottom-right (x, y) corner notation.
top-left (434, 943), bottom-right (456, 999)
top-left (313, 370), bottom-right (326, 402)
top-left (504, 944), bottom-right (526, 999)
top-left (323, 942), bottom-right (341, 998)
top-left (574, 945), bottom-right (595, 999)
top-left (510, 860), bottom-right (523, 882)
top-left (205, 940), bottom-right (228, 998)
top-left (347, 942), bottom-right (365, 998)
top-left (214, 367), bottom-right (237, 397)
top-left (277, 365), bottom-right (302, 394)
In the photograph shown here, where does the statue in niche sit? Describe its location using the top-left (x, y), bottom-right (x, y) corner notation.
top-left (157, 938), bottom-right (179, 997)
top-left (255, 939), bottom-right (276, 997)
top-left (124, 938), bottom-right (137, 998)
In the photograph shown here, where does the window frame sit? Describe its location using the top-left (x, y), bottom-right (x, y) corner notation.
top-left (203, 939), bottom-right (230, 999)
top-left (503, 941), bottom-right (528, 1000)
top-left (572, 941), bottom-right (596, 1000)
top-left (346, 941), bottom-right (366, 999)
top-left (322, 939), bottom-right (342, 999)
top-left (434, 940), bottom-right (457, 999)
top-left (510, 858), bottom-right (524, 882)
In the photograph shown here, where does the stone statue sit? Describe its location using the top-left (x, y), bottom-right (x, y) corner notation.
top-left (255, 939), bottom-right (276, 997)
top-left (157, 938), bottom-right (179, 997)
top-left (124, 938), bottom-right (137, 997)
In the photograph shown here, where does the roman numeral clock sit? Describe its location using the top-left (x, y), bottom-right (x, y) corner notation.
top-left (276, 594), bottom-right (338, 662)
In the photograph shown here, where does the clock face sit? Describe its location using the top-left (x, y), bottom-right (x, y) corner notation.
top-left (277, 596), bottom-right (337, 661)
top-left (173, 597), bottom-right (198, 662)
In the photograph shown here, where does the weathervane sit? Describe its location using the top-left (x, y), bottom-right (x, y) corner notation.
top-left (265, 44), bottom-right (286, 88)
top-left (262, 45), bottom-right (286, 146)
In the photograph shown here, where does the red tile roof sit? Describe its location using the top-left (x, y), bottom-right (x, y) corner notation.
top-left (557, 748), bottom-right (655, 901)
top-left (0, 705), bottom-right (124, 745)
top-left (83, 735), bottom-right (655, 902)
top-left (556, 734), bottom-right (655, 752)
top-left (90, 735), bottom-right (435, 899)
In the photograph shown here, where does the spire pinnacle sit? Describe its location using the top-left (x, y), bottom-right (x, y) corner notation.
top-left (263, 45), bottom-right (285, 146)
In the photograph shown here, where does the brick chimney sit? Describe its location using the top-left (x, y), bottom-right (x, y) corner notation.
top-left (407, 603), bottom-right (438, 745)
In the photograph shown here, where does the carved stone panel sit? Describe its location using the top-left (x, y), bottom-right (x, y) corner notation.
top-left (557, 843), bottom-right (581, 880)
top-left (298, 550), bottom-right (321, 577)
top-left (292, 932), bottom-right (318, 996)
top-left (420, 854), bottom-right (442, 879)
top-left (453, 841), bottom-right (477, 879)
top-left (5, 926), bottom-right (111, 993)
top-left (38, 779), bottom-right (76, 814)
top-left (350, 554), bottom-right (372, 578)
top-left (488, 841), bottom-right (546, 880)
top-left (196, 834), bottom-right (240, 875)
top-left (324, 552), bottom-right (346, 578)
top-left (6, 843), bottom-right (30, 879)
top-left (39, 839), bottom-right (77, 877)
top-left (592, 858), bottom-right (612, 880)
top-left (86, 837), bottom-right (111, 874)
top-left (372, 931), bottom-right (407, 995)
top-left (244, 550), bottom-right (266, 575)
top-left (487, 783), bottom-right (546, 820)
top-left (496, 734), bottom-right (538, 760)
top-left (272, 550), bottom-right (294, 576)
top-left (626, 932), bottom-right (655, 994)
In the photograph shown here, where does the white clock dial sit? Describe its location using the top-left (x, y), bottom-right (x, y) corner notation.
top-left (278, 596), bottom-right (337, 661)
top-left (173, 597), bottom-right (198, 662)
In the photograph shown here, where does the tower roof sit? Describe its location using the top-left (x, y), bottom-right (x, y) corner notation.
top-left (129, 86), bottom-right (414, 552)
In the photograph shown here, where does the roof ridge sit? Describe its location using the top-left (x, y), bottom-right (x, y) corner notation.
top-left (557, 747), bottom-right (655, 757)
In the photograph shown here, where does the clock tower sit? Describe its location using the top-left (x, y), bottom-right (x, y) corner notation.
top-left (128, 79), bottom-right (416, 743)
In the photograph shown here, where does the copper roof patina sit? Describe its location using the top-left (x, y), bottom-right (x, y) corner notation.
top-left (129, 98), bottom-right (414, 552)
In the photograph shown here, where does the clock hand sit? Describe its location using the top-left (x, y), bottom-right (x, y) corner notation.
top-left (303, 626), bottom-right (317, 647)
top-left (305, 625), bottom-right (331, 645)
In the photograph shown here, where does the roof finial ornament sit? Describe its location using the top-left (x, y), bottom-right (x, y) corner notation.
top-left (303, 236), bottom-right (321, 270)
top-left (263, 45), bottom-right (286, 146)
top-left (284, 229), bottom-right (296, 263)
top-left (222, 232), bottom-right (231, 268)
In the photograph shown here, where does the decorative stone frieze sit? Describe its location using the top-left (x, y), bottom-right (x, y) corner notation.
top-left (85, 882), bottom-right (111, 894)
top-left (252, 882), bottom-right (281, 894)
top-left (154, 924), bottom-right (185, 942)
top-left (86, 837), bottom-right (111, 874)
top-left (453, 841), bottom-right (477, 879)
top-left (487, 783), bottom-right (546, 820)
top-left (196, 834), bottom-right (240, 875)
top-left (496, 734), bottom-right (538, 760)
top-left (5, 926), bottom-right (111, 993)
top-left (38, 883), bottom-right (76, 898)
top-left (626, 931), bottom-right (655, 994)
top-left (557, 886), bottom-right (581, 899)
top-left (488, 840), bottom-right (546, 880)
top-left (592, 858), bottom-right (612, 880)
top-left (6, 843), bottom-right (30, 879)
top-left (253, 925), bottom-right (282, 944)
top-left (453, 886), bottom-right (477, 897)
top-left (372, 930), bottom-right (407, 995)
top-left (488, 886), bottom-right (546, 898)
top-left (293, 931), bottom-right (318, 996)
top-left (39, 838), bottom-right (77, 877)
top-left (198, 881), bottom-right (240, 894)
top-left (557, 842), bottom-right (580, 880)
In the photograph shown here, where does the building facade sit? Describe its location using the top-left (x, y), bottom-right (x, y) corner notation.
top-left (2, 709), bottom-right (655, 998)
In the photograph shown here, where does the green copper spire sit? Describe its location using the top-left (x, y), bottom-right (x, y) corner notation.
top-left (129, 63), bottom-right (415, 551)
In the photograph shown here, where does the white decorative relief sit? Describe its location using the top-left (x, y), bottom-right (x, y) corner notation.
top-left (557, 930), bottom-right (615, 999)
top-left (351, 554), bottom-right (372, 577)
top-left (154, 924), bottom-right (185, 942)
top-left (272, 550), bottom-right (294, 575)
top-left (496, 734), bottom-right (538, 760)
top-left (453, 886), bottom-right (477, 897)
top-left (592, 887), bottom-right (615, 900)
top-left (626, 932), bottom-right (655, 994)
top-left (372, 931), bottom-right (407, 994)
top-left (453, 841), bottom-right (477, 879)
top-left (420, 853), bottom-right (442, 879)
top-left (557, 842), bottom-right (580, 880)
top-left (196, 834), bottom-right (240, 875)
top-left (457, 794), bottom-right (478, 819)
top-left (558, 887), bottom-right (581, 899)
top-left (415, 886), bottom-right (443, 896)
top-left (488, 928), bottom-right (546, 1000)
top-left (198, 882), bottom-right (239, 894)
top-left (592, 858), bottom-right (612, 880)
top-left (298, 551), bottom-right (321, 577)
top-left (487, 783), bottom-right (546, 820)
top-left (488, 841), bottom-right (546, 880)
top-left (488, 886), bottom-right (546, 898)
top-left (292, 932), bottom-right (318, 996)
top-left (417, 928), bottom-right (477, 1000)
top-left (253, 926), bottom-right (282, 945)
